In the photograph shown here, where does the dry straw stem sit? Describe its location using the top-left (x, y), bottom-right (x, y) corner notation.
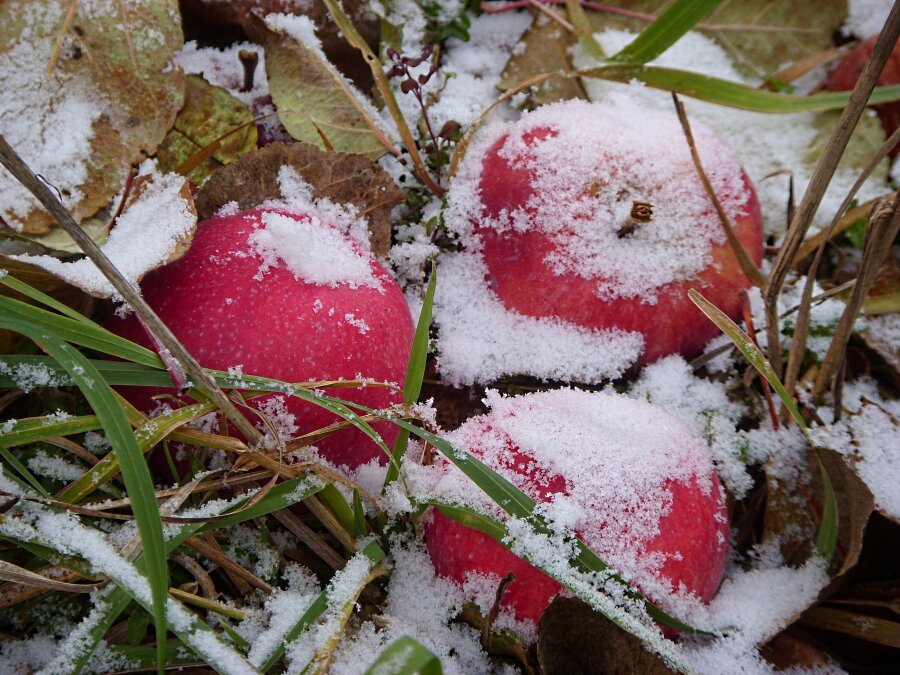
top-left (273, 508), bottom-right (347, 570)
top-left (671, 92), bottom-right (766, 288)
top-left (811, 194), bottom-right (900, 407)
top-left (762, 2), bottom-right (900, 376)
top-left (0, 135), bottom-right (265, 447)
top-left (185, 535), bottom-right (274, 593)
top-left (783, 126), bottom-right (900, 400)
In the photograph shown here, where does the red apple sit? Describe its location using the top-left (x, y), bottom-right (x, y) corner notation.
top-left (423, 388), bottom-right (729, 626)
top-left (448, 98), bottom-right (764, 366)
top-left (107, 206), bottom-right (414, 469)
top-left (824, 36), bottom-right (900, 158)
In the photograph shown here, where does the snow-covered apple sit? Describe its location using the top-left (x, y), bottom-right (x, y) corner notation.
top-left (107, 205), bottom-right (414, 469)
top-left (423, 388), bottom-right (729, 625)
top-left (824, 36), bottom-right (900, 157)
top-left (446, 97), bottom-right (764, 366)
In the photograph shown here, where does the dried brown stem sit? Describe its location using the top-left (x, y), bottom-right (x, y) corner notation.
top-left (186, 535), bottom-right (274, 593)
top-left (783, 126), bottom-right (900, 401)
top-left (763, 3), bottom-right (900, 376)
top-left (811, 195), bottom-right (900, 406)
top-left (0, 134), bottom-right (265, 448)
top-left (672, 93), bottom-right (766, 288)
top-left (272, 509), bottom-right (346, 570)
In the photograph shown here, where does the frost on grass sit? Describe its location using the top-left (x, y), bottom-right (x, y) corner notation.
top-left (0, 360), bottom-right (68, 393)
top-left (329, 539), bottom-right (498, 675)
top-left (573, 29), bottom-right (890, 239)
top-left (12, 163), bottom-right (198, 299)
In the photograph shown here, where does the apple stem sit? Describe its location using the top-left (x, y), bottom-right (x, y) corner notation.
top-left (238, 49), bottom-right (258, 93)
top-left (0, 133), bottom-right (267, 448)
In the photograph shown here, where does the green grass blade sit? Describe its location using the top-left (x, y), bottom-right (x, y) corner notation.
top-left (364, 636), bottom-right (442, 675)
top-left (385, 267), bottom-right (436, 489)
top-left (611, 0), bottom-right (724, 65)
top-left (576, 64), bottom-right (900, 112)
top-left (688, 289), bottom-right (837, 564)
top-left (0, 446), bottom-right (52, 497)
top-left (352, 488), bottom-right (366, 538)
top-left (0, 295), bottom-right (160, 367)
top-left (318, 483), bottom-right (357, 537)
top-left (0, 272), bottom-right (96, 324)
top-left (56, 402), bottom-right (216, 504)
top-left (0, 316), bottom-right (170, 669)
top-left (0, 414), bottom-right (101, 448)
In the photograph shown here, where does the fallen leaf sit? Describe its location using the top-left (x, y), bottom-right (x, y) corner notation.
top-left (499, 14), bottom-right (588, 106)
top-left (761, 631), bottom-right (836, 670)
top-left (244, 13), bottom-right (389, 158)
top-left (0, 0), bottom-right (185, 233)
top-left (195, 142), bottom-right (404, 256)
top-left (537, 597), bottom-right (674, 675)
top-left (155, 75), bottom-right (258, 185)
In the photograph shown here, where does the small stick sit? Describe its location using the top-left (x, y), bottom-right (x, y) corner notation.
top-left (763, 2), bottom-right (900, 376)
top-left (672, 93), bottom-right (766, 288)
top-left (527, 0), bottom-right (574, 31)
top-left (0, 134), bottom-right (265, 448)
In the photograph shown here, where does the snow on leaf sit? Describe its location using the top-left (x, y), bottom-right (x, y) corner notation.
top-left (0, 0), bottom-right (186, 234)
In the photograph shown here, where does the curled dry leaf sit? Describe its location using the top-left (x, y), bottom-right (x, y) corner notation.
top-left (5, 171), bottom-right (198, 298)
top-left (195, 141), bottom-right (404, 256)
top-left (155, 74), bottom-right (258, 185)
top-left (0, 0), bottom-right (185, 234)
top-left (537, 597), bottom-right (674, 675)
top-left (244, 13), bottom-right (390, 158)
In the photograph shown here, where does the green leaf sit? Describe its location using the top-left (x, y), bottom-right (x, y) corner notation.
top-left (155, 74), bottom-right (258, 184)
top-left (352, 487), bottom-right (367, 538)
top-left (385, 267), bottom-right (436, 489)
top-left (319, 483), bottom-right (358, 537)
top-left (364, 636), bottom-right (443, 675)
top-left (611, 0), bottom-right (724, 65)
top-left (249, 14), bottom-right (389, 157)
top-left (688, 289), bottom-right (837, 564)
top-left (576, 64), bottom-right (900, 113)
top-left (0, 316), bottom-right (171, 667)
top-left (0, 414), bottom-right (101, 449)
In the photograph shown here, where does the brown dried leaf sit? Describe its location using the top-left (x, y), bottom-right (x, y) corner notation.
top-left (195, 142), bottom-right (404, 256)
top-left (537, 597), bottom-right (674, 675)
top-left (0, 0), bottom-right (185, 233)
top-left (498, 14), bottom-right (588, 105)
top-left (764, 446), bottom-right (875, 576)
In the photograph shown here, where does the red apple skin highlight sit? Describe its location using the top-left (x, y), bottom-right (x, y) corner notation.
top-left (107, 207), bottom-right (414, 470)
top-left (824, 36), bottom-right (900, 157)
top-left (474, 126), bottom-right (764, 366)
top-left (423, 393), bottom-right (730, 626)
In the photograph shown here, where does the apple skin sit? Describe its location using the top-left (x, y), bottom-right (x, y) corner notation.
top-left (472, 122), bottom-right (764, 367)
top-left (824, 36), bottom-right (900, 158)
top-left (423, 393), bottom-right (730, 626)
top-left (106, 207), bottom-right (414, 470)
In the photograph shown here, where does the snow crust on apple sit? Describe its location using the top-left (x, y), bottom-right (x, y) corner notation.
top-left (416, 388), bottom-right (730, 623)
top-left (434, 96), bottom-right (762, 384)
top-left (106, 175), bottom-right (414, 468)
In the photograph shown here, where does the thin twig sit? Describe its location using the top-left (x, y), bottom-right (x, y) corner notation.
top-left (527, 0), bottom-right (574, 30)
top-left (0, 134), bottom-right (265, 448)
top-left (783, 126), bottom-right (900, 401)
top-left (762, 2), bottom-right (900, 377)
top-left (186, 535), bottom-right (274, 593)
top-left (672, 93), bottom-right (766, 287)
top-left (272, 509), bottom-right (346, 570)
top-left (811, 195), bottom-right (900, 405)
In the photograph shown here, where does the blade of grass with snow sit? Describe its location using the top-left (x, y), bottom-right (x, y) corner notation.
top-left (611, 0), bottom-right (724, 65)
top-left (364, 636), bottom-right (442, 675)
top-left (0, 316), bottom-right (170, 669)
top-left (259, 541), bottom-right (386, 672)
top-left (688, 289), bottom-right (837, 563)
top-left (385, 267), bottom-right (436, 489)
